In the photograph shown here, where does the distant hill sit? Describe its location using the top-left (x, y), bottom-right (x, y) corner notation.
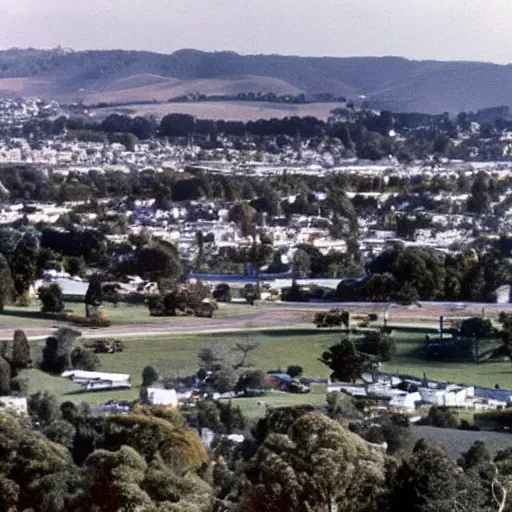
top-left (1, 48), bottom-right (512, 113)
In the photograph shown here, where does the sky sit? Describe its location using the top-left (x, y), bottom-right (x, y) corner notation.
top-left (1, 0), bottom-right (511, 64)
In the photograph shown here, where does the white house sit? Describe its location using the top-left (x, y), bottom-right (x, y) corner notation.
top-left (418, 385), bottom-right (474, 407)
top-left (146, 388), bottom-right (178, 408)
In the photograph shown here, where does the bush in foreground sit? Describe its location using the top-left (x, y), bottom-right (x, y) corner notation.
top-left (38, 283), bottom-right (65, 313)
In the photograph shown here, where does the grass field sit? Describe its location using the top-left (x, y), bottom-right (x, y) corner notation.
top-left (92, 101), bottom-right (343, 122)
top-left (24, 329), bottom-right (340, 404)
top-left (19, 326), bottom-right (512, 410)
top-left (228, 385), bottom-right (328, 421)
top-left (0, 301), bottom-right (266, 331)
top-left (382, 334), bottom-right (512, 390)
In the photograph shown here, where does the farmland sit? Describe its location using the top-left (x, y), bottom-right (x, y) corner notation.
top-left (90, 100), bottom-right (343, 122)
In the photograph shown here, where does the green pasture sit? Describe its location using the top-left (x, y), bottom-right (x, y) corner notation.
top-left (17, 327), bottom-right (512, 410)
top-left (24, 329), bottom-right (340, 404)
top-left (0, 301), bottom-right (263, 330)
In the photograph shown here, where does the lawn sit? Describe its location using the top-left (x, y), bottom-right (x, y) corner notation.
top-left (225, 385), bottom-right (328, 422)
top-left (0, 301), bottom-right (267, 331)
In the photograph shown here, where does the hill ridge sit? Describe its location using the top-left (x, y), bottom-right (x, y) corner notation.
top-left (0, 48), bottom-right (511, 113)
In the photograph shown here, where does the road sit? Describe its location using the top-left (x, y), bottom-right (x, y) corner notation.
top-left (2, 300), bottom-right (511, 340)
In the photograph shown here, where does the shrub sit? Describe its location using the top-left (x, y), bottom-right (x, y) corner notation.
top-left (38, 284), bottom-right (65, 313)
top-left (213, 283), bottom-right (232, 303)
top-left (286, 365), bottom-right (303, 378)
top-left (314, 309), bottom-right (350, 329)
top-left (427, 406), bottom-right (459, 428)
top-left (194, 302), bottom-right (215, 318)
top-left (0, 356), bottom-right (11, 394)
top-left (212, 365), bottom-right (238, 393)
top-left (474, 409), bottom-right (512, 428)
top-left (82, 338), bottom-right (124, 353)
top-left (10, 376), bottom-right (28, 396)
top-left (67, 310), bottom-right (111, 328)
top-left (142, 366), bottom-right (159, 386)
top-left (148, 291), bottom-right (215, 318)
top-left (70, 347), bottom-right (101, 371)
top-left (282, 282), bottom-right (308, 302)
top-left (240, 283), bottom-right (260, 305)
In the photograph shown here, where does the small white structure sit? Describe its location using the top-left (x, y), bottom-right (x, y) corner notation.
top-left (61, 370), bottom-right (131, 390)
top-left (0, 396), bottom-right (28, 415)
top-left (419, 385), bottom-right (474, 407)
top-left (147, 387), bottom-right (178, 408)
top-left (388, 391), bottom-right (422, 410)
top-left (327, 382), bottom-right (367, 397)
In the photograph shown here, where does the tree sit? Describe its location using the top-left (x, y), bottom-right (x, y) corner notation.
top-left (212, 365), bottom-right (238, 393)
top-left (390, 249), bottom-right (445, 301)
top-left (0, 412), bottom-right (76, 512)
top-left (458, 441), bottom-right (490, 471)
top-left (386, 441), bottom-right (463, 512)
top-left (141, 366), bottom-right (159, 387)
top-left (236, 370), bottom-right (269, 393)
top-left (28, 391), bottom-right (61, 427)
top-left (467, 171), bottom-right (491, 214)
top-left (38, 283), bottom-right (65, 313)
top-left (10, 329), bottom-right (31, 376)
top-left (84, 273), bottom-right (102, 317)
top-left (241, 283), bottom-right (260, 305)
top-left (286, 365), bottom-right (303, 378)
top-left (78, 446), bottom-right (153, 512)
top-left (292, 248), bottom-right (311, 278)
top-left (427, 406), bottom-right (459, 428)
top-left (64, 256), bottom-right (85, 277)
top-left (458, 317), bottom-right (494, 339)
top-left (243, 412), bottom-right (386, 512)
top-left (0, 356), bottom-right (11, 395)
top-left (213, 283), bottom-right (232, 303)
top-left (314, 309), bottom-right (350, 328)
top-left (136, 244), bottom-right (182, 282)
top-left (159, 113), bottom-right (195, 137)
top-left (70, 347), bottom-right (100, 371)
top-left (318, 337), bottom-right (367, 382)
top-left (229, 202), bottom-right (256, 239)
top-left (0, 253), bottom-right (14, 312)
top-left (100, 413), bottom-right (209, 473)
top-left (43, 420), bottom-right (75, 449)
top-left (198, 346), bottom-right (222, 371)
top-left (11, 237), bottom-right (37, 300)
top-left (40, 328), bottom-right (81, 374)
top-left (233, 338), bottom-right (260, 369)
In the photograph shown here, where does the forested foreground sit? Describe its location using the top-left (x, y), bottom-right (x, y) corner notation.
top-left (1, 395), bottom-right (512, 512)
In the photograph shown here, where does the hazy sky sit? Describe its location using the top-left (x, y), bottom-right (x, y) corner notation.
top-left (1, 0), bottom-right (511, 63)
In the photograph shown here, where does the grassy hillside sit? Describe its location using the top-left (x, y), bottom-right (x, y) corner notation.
top-left (1, 48), bottom-right (512, 112)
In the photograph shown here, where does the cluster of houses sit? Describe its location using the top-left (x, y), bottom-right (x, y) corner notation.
top-left (328, 372), bottom-right (510, 412)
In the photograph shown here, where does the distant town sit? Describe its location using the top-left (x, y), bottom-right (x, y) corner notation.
top-left (3, 91), bottom-right (512, 511)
